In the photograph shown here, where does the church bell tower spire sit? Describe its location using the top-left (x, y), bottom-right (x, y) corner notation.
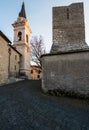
top-left (19, 2), bottom-right (27, 18)
top-left (12, 2), bottom-right (32, 79)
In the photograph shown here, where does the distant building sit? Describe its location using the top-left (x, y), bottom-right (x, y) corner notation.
top-left (0, 2), bottom-right (31, 85)
top-left (30, 65), bottom-right (42, 80)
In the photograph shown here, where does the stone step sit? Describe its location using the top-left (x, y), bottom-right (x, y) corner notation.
top-left (8, 77), bottom-right (24, 84)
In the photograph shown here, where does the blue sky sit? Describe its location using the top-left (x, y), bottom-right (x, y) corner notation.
top-left (0, 0), bottom-right (89, 52)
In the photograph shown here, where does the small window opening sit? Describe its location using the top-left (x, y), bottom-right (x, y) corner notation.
top-left (15, 55), bottom-right (17, 60)
top-left (38, 70), bottom-right (41, 74)
top-left (37, 75), bottom-right (40, 79)
top-left (31, 70), bottom-right (33, 74)
top-left (15, 65), bottom-right (16, 70)
top-left (26, 34), bottom-right (28, 43)
top-left (67, 8), bottom-right (69, 19)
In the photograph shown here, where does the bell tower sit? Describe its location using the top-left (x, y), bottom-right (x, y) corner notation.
top-left (12, 2), bottom-right (31, 78)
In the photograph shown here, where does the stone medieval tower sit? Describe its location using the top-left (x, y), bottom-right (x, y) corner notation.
top-left (51, 3), bottom-right (88, 53)
top-left (12, 2), bottom-right (31, 78)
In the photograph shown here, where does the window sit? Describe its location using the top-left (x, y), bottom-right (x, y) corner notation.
top-left (15, 55), bottom-right (17, 60)
top-left (31, 70), bottom-right (33, 74)
top-left (26, 34), bottom-right (28, 43)
top-left (67, 8), bottom-right (69, 19)
top-left (38, 70), bottom-right (41, 74)
top-left (8, 48), bottom-right (11, 55)
top-left (15, 65), bottom-right (16, 71)
top-left (37, 75), bottom-right (40, 79)
top-left (18, 32), bottom-right (22, 41)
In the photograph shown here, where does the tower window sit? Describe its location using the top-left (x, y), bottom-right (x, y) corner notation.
top-left (67, 8), bottom-right (69, 19)
top-left (31, 70), bottom-right (33, 74)
top-left (18, 32), bottom-right (22, 41)
top-left (26, 34), bottom-right (28, 43)
top-left (15, 65), bottom-right (16, 70)
top-left (38, 70), bottom-right (41, 74)
top-left (37, 75), bottom-right (40, 79)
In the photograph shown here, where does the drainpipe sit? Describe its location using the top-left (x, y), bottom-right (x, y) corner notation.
top-left (8, 48), bottom-right (11, 78)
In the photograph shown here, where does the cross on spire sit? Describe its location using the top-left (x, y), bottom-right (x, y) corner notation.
top-left (19, 2), bottom-right (27, 19)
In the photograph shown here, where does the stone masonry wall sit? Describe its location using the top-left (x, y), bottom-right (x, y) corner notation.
top-left (0, 35), bottom-right (21, 85)
top-left (8, 46), bottom-right (20, 77)
top-left (0, 36), bottom-right (8, 84)
top-left (51, 3), bottom-right (88, 53)
top-left (41, 50), bottom-right (89, 97)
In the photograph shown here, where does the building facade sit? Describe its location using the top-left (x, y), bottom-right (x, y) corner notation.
top-left (0, 31), bottom-right (21, 85)
top-left (8, 44), bottom-right (21, 78)
top-left (30, 65), bottom-right (42, 80)
top-left (0, 31), bottom-right (10, 84)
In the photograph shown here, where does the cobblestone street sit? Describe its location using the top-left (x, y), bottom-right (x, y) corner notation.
top-left (0, 80), bottom-right (89, 130)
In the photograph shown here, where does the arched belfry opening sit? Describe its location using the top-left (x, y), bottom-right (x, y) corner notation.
top-left (18, 32), bottom-right (22, 41)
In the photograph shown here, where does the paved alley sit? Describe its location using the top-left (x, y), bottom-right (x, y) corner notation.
top-left (0, 80), bottom-right (89, 130)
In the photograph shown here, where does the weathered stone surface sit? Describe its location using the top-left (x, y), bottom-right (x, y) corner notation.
top-left (8, 46), bottom-right (21, 77)
top-left (0, 33), bottom-right (21, 85)
top-left (51, 2), bottom-right (88, 53)
top-left (41, 50), bottom-right (89, 97)
top-left (0, 36), bottom-right (9, 84)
